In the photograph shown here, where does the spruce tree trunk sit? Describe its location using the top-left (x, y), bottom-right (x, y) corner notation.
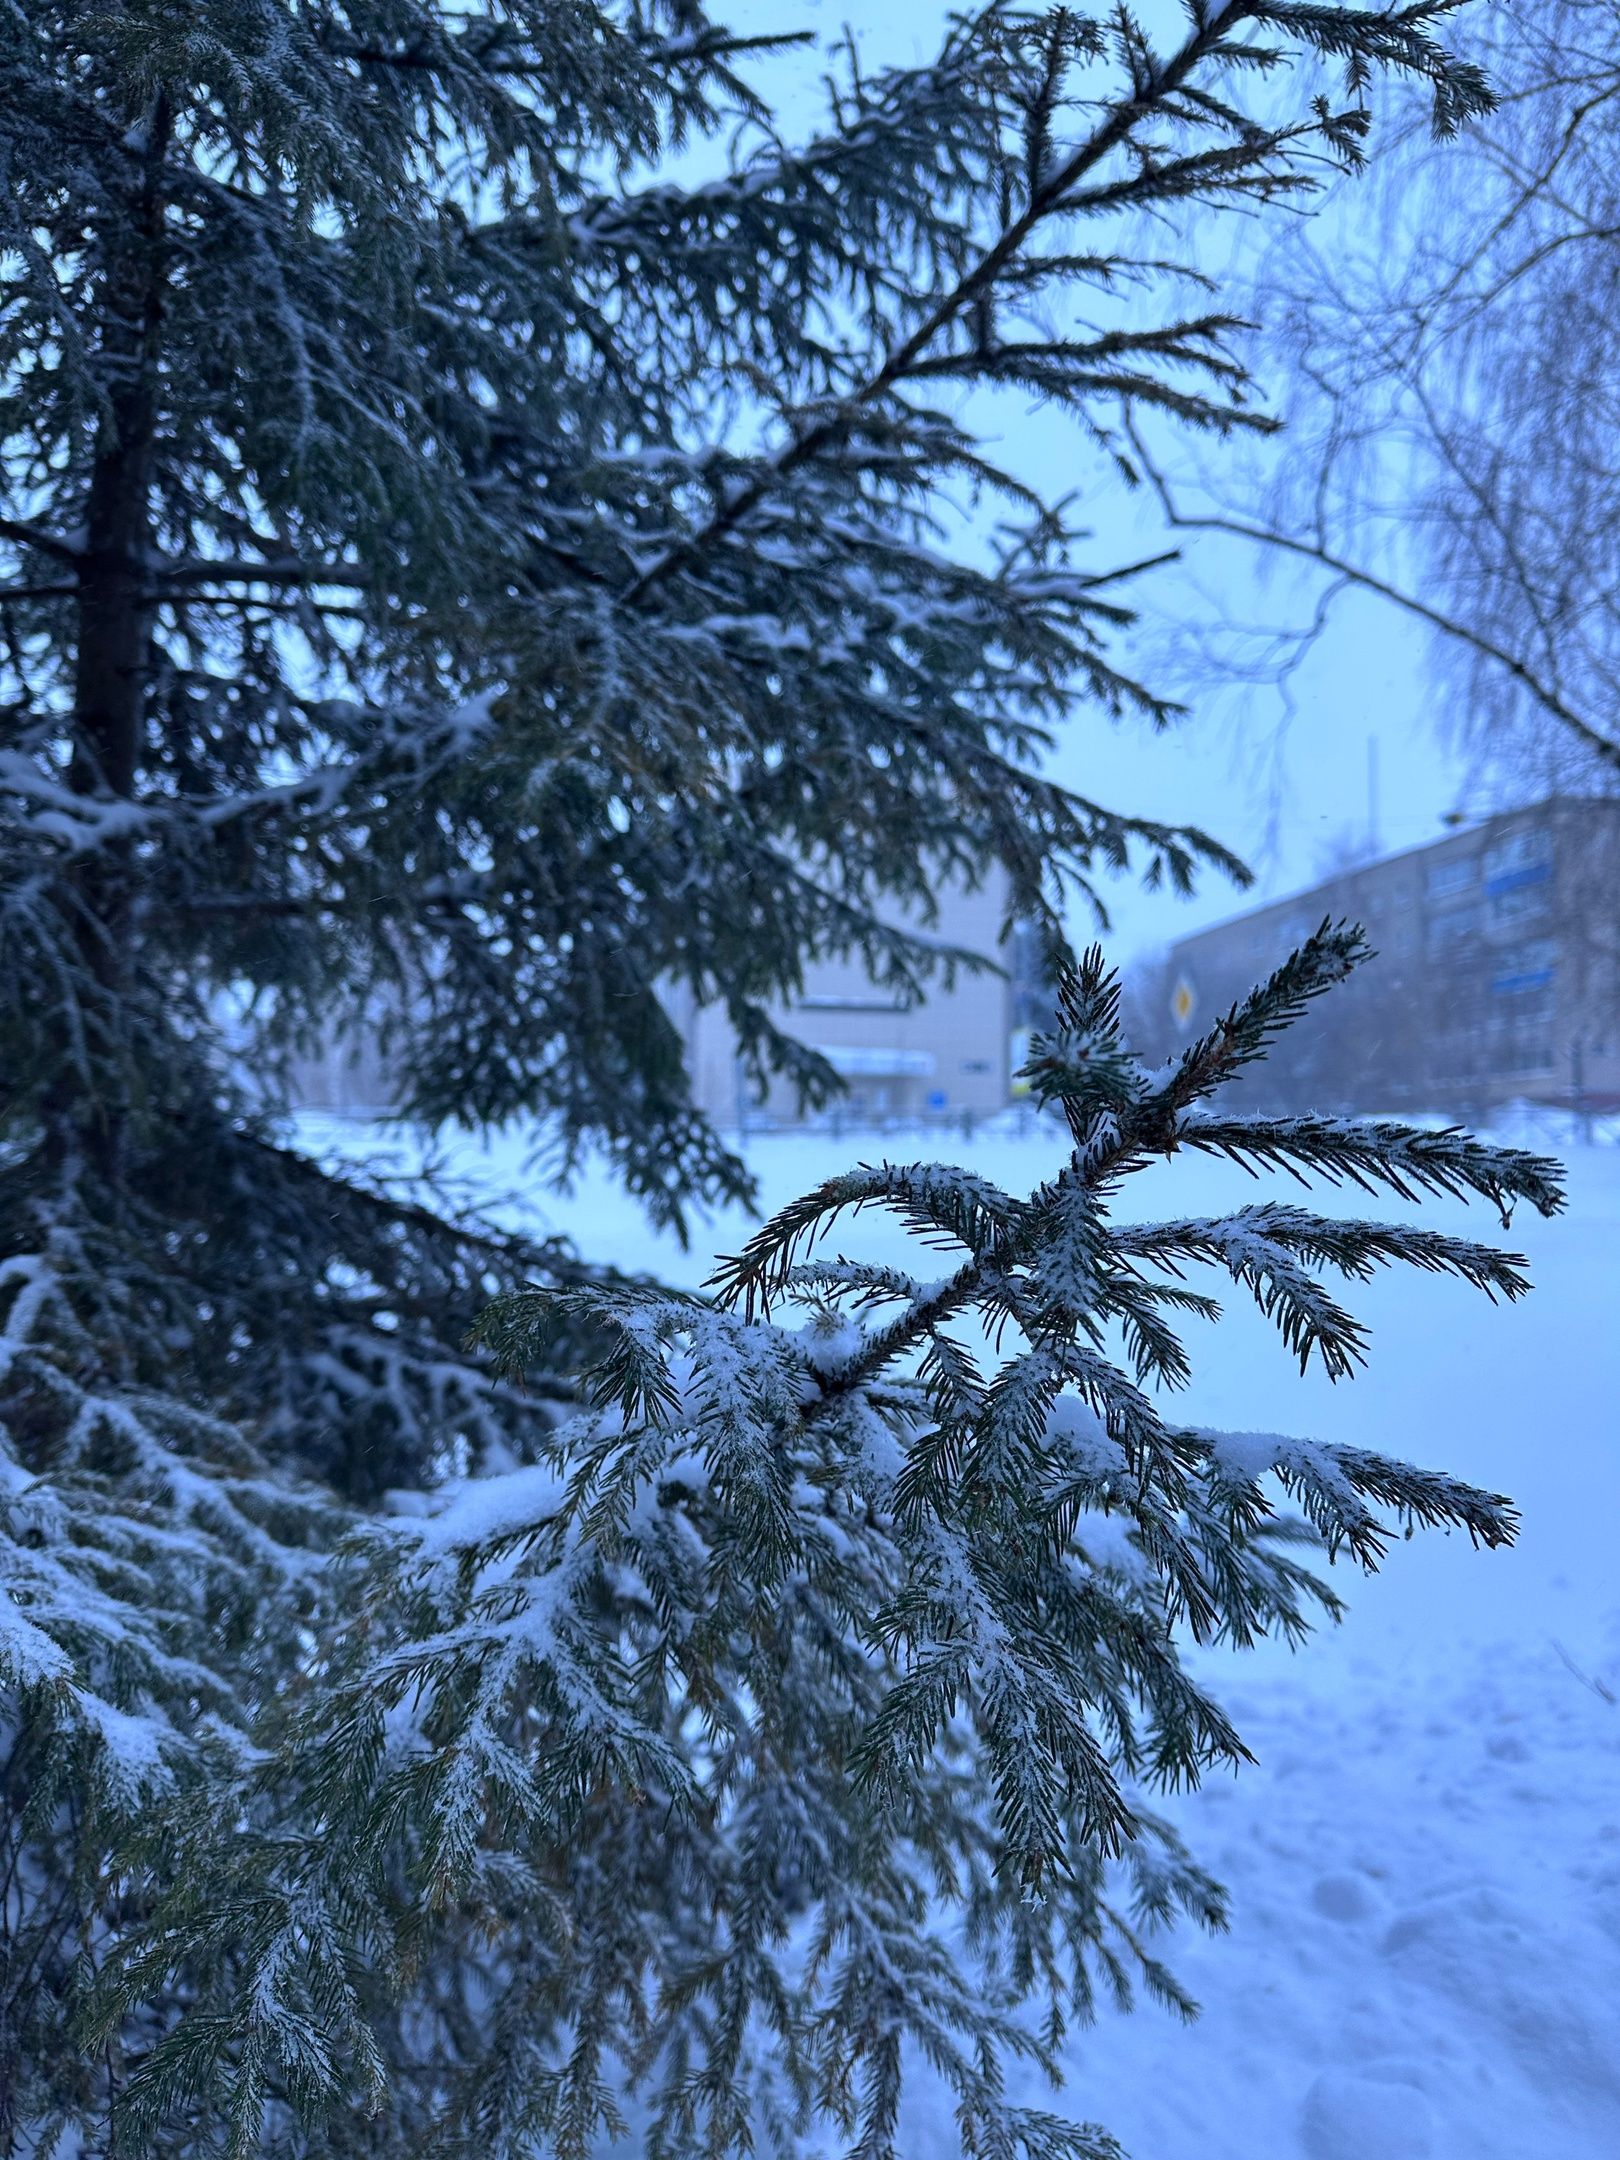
top-left (73, 93), bottom-right (170, 799)
top-left (50, 97), bottom-right (170, 1180)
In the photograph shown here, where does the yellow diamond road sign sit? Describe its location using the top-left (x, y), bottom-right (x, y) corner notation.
top-left (1171, 976), bottom-right (1195, 1027)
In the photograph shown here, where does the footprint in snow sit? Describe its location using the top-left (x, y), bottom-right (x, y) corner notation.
top-left (1300, 2067), bottom-right (1436, 2159)
top-left (1310, 1873), bottom-right (1383, 1924)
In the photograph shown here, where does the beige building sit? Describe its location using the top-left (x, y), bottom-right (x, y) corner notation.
top-left (1163, 796), bottom-right (1620, 1117)
top-left (292, 870), bottom-right (1030, 1125)
top-left (675, 870), bottom-right (1025, 1127)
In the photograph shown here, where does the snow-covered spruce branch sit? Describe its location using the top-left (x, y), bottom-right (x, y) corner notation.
top-left (0, 1232), bottom-right (345, 2101)
top-left (1112, 1203), bottom-right (1534, 1378)
top-left (187, 926), bottom-right (1556, 2157)
top-left (1174, 1109), bottom-right (1566, 1217)
top-left (620, 2), bottom-right (1494, 609)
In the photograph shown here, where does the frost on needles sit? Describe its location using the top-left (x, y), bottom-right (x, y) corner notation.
top-left (248, 924), bottom-right (1554, 2160)
top-left (0, 0), bottom-right (1524, 2153)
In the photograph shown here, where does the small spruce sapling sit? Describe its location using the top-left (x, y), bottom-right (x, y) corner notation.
top-left (205, 921), bottom-right (1558, 2159)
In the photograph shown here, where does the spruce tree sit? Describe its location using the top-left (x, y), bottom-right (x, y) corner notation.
top-left (0, 4), bottom-right (1531, 2155)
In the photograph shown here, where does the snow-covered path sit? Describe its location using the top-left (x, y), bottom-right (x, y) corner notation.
top-left (304, 1114), bottom-right (1620, 2158)
top-left (978, 1627), bottom-right (1620, 2160)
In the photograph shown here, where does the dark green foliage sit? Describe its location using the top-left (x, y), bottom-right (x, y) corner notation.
top-left (0, 2), bottom-right (1515, 2154)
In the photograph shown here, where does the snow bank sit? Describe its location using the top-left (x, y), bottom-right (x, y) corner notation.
top-left (925, 1623), bottom-right (1620, 2160)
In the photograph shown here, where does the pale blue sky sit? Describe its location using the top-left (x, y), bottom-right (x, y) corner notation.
top-left (753, 0), bottom-right (1476, 964)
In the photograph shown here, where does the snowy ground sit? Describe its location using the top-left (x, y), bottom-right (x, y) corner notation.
top-left (305, 1112), bottom-right (1620, 2159)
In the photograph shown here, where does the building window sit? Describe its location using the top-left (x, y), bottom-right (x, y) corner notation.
top-left (1427, 856), bottom-right (1476, 900)
top-left (1482, 827), bottom-right (1552, 895)
top-left (1487, 882), bottom-right (1549, 933)
top-left (1427, 902), bottom-right (1483, 953)
top-left (1490, 938), bottom-right (1556, 997)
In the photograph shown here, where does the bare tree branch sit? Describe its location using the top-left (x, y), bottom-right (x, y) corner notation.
top-left (1125, 415), bottom-right (1620, 776)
